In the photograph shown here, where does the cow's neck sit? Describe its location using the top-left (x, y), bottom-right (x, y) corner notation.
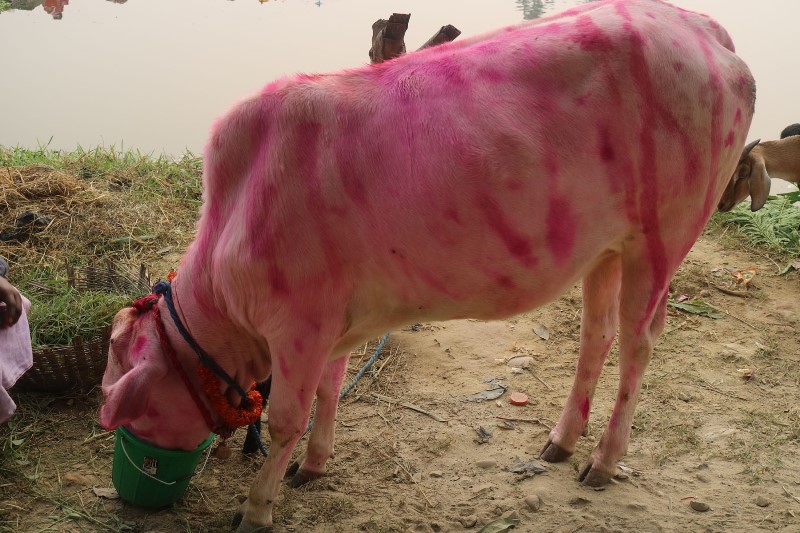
top-left (164, 268), bottom-right (271, 405)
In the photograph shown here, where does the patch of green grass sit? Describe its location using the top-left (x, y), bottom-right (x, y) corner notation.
top-left (0, 1), bottom-right (11, 15)
top-left (25, 287), bottom-right (134, 349)
top-left (710, 194), bottom-right (800, 259)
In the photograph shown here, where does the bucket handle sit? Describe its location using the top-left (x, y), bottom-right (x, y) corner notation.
top-left (119, 437), bottom-right (214, 486)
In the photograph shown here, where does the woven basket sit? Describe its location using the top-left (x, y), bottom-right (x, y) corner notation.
top-left (15, 263), bottom-right (151, 392)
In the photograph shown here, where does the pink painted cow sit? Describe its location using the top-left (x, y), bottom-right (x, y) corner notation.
top-left (99, 0), bottom-right (755, 530)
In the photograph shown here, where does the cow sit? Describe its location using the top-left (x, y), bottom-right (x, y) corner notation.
top-left (99, 0), bottom-right (755, 530)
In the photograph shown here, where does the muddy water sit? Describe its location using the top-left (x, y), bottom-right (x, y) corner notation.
top-left (0, 0), bottom-right (797, 191)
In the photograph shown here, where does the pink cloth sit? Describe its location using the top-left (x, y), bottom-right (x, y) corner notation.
top-left (0, 295), bottom-right (33, 424)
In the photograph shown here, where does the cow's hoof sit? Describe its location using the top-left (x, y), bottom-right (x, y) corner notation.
top-left (234, 524), bottom-right (273, 533)
top-left (288, 468), bottom-right (324, 488)
top-left (539, 440), bottom-right (573, 463)
top-left (231, 510), bottom-right (243, 530)
top-left (284, 461), bottom-right (300, 478)
top-left (231, 514), bottom-right (272, 533)
top-left (578, 461), bottom-right (613, 487)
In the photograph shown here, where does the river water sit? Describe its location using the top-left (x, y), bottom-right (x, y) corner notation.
top-left (0, 0), bottom-right (797, 193)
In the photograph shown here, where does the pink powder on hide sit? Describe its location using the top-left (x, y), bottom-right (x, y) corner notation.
top-left (624, 22), bottom-right (670, 333)
top-left (546, 195), bottom-right (576, 266)
top-left (297, 122), bottom-right (322, 190)
top-left (478, 196), bottom-right (537, 268)
top-left (480, 67), bottom-right (506, 84)
top-left (496, 275), bottom-right (516, 290)
top-left (268, 266), bottom-right (290, 295)
top-left (245, 154), bottom-right (279, 258)
top-left (579, 397), bottom-right (591, 420)
top-left (724, 130), bottom-right (735, 147)
top-left (614, 1), bottom-right (632, 23)
top-left (445, 208), bottom-right (462, 225)
top-left (599, 126), bottom-right (616, 163)
top-left (418, 269), bottom-right (460, 298)
top-left (334, 128), bottom-right (368, 204)
top-left (278, 354), bottom-right (291, 379)
top-left (131, 335), bottom-right (148, 361)
top-left (573, 15), bottom-right (614, 52)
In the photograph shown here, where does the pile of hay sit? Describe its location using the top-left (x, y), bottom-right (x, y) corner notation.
top-left (0, 147), bottom-right (203, 274)
top-left (1, 147), bottom-right (203, 357)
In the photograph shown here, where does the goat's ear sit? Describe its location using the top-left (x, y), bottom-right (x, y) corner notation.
top-left (740, 139), bottom-right (760, 162)
top-left (748, 158), bottom-right (771, 212)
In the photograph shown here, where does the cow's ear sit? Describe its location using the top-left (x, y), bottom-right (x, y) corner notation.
top-left (99, 314), bottom-right (168, 430)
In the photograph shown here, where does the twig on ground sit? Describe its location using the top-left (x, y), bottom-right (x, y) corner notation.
top-left (496, 416), bottom-right (552, 431)
top-left (707, 302), bottom-right (758, 330)
top-left (709, 282), bottom-right (752, 298)
top-left (696, 378), bottom-right (749, 401)
top-left (781, 483), bottom-right (800, 505)
top-left (371, 393), bottom-right (448, 423)
top-left (759, 252), bottom-right (782, 275)
top-left (370, 350), bottom-right (396, 381)
top-left (81, 430), bottom-right (113, 445)
top-left (528, 369), bottom-right (553, 391)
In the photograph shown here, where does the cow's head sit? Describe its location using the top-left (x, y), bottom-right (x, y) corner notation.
top-left (99, 302), bottom-right (212, 451)
top-left (718, 139), bottom-right (770, 212)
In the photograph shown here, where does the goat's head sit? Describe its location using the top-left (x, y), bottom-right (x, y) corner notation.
top-left (717, 139), bottom-right (769, 212)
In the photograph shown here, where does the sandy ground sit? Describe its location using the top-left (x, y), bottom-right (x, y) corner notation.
top-left (2, 233), bottom-right (799, 533)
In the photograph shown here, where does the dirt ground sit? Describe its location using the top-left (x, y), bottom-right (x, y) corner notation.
top-left (2, 232), bottom-right (799, 533)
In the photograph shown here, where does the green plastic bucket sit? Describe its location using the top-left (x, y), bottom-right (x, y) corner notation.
top-left (111, 427), bottom-right (215, 508)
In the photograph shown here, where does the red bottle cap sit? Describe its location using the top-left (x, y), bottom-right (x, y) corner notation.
top-left (509, 392), bottom-right (529, 406)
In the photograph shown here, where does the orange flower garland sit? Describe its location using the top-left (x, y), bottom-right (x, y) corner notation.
top-left (196, 365), bottom-right (263, 431)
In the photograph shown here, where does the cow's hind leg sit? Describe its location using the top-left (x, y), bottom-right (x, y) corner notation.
top-left (578, 249), bottom-right (671, 486)
top-left (286, 354), bottom-right (350, 487)
top-left (541, 252), bottom-right (621, 462)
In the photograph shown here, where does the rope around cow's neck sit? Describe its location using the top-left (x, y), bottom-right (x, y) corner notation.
top-left (154, 281), bottom-right (250, 401)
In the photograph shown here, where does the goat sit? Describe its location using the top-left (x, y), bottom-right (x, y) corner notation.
top-left (718, 135), bottom-right (800, 212)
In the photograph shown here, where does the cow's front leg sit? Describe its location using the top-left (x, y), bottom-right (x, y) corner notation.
top-left (541, 252), bottom-right (621, 462)
top-left (233, 352), bottom-right (327, 532)
top-left (578, 254), bottom-right (670, 486)
top-left (286, 354), bottom-right (350, 487)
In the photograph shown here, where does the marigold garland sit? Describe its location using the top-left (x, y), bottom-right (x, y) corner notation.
top-left (197, 365), bottom-right (263, 430)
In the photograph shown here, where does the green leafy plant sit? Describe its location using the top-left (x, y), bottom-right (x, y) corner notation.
top-left (712, 194), bottom-right (800, 258)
